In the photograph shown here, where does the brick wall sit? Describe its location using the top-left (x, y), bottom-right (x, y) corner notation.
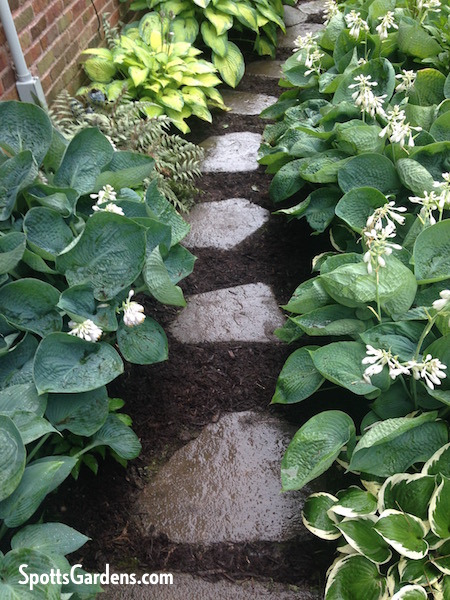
top-left (0, 0), bottom-right (133, 104)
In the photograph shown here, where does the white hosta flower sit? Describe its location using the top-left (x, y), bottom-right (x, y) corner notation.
top-left (362, 220), bottom-right (402, 274)
top-left (433, 290), bottom-right (450, 312)
top-left (432, 172), bottom-right (450, 210)
top-left (294, 32), bottom-right (319, 53)
top-left (395, 70), bottom-right (416, 93)
top-left (304, 49), bottom-right (325, 76)
top-left (345, 10), bottom-right (369, 39)
top-left (417, 0), bottom-right (441, 13)
top-left (379, 106), bottom-right (421, 148)
top-left (349, 74), bottom-right (386, 118)
top-left (376, 11), bottom-right (398, 40)
top-left (366, 201), bottom-right (407, 230)
top-left (68, 319), bottom-right (103, 342)
top-left (409, 191), bottom-right (440, 224)
top-left (323, 0), bottom-right (341, 25)
top-left (407, 355), bottom-right (447, 390)
top-left (362, 345), bottom-right (410, 383)
top-left (92, 202), bottom-right (125, 216)
top-left (90, 184), bottom-right (117, 205)
top-left (122, 290), bottom-right (145, 327)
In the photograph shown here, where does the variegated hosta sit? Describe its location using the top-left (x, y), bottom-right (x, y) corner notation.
top-left (303, 444), bottom-right (450, 599)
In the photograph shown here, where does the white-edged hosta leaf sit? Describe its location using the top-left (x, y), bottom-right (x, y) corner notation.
top-left (374, 510), bottom-right (429, 560)
top-left (88, 414), bottom-right (141, 460)
top-left (45, 387), bottom-right (109, 437)
top-left (302, 492), bottom-right (340, 540)
top-left (0, 415), bottom-right (25, 502)
top-left (378, 473), bottom-right (436, 520)
top-left (337, 516), bottom-right (392, 564)
top-left (391, 585), bottom-right (427, 599)
top-left (281, 410), bottom-right (355, 491)
top-left (325, 554), bottom-right (386, 600)
top-left (271, 346), bottom-right (324, 405)
top-left (11, 522), bottom-right (89, 556)
top-left (429, 475), bottom-right (450, 539)
top-left (0, 548), bottom-right (61, 599)
top-left (423, 442), bottom-right (450, 477)
top-left (431, 539), bottom-right (450, 575)
top-left (398, 555), bottom-right (441, 586)
top-left (331, 486), bottom-right (378, 518)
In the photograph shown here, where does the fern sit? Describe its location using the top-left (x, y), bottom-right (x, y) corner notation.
top-left (49, 90), bottom-right (204, 212)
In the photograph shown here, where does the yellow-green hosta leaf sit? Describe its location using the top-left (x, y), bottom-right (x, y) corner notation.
top-left (190, 104), bottom-right (213, 122)
top-left (83, 57), bottom-right (117, 83)
top-left (203, 86), bottom-right (227, 109)
top-left (201, 22), bottom-right (228, 57)
top-left (128, 66), bottom-right (149, 87)
top-left (181, 86), bottom-right (208, 107)
top-left (213, 42), bottom-right (245, 87)
top-left (302, 492), bottom-right (340, 540)
top-left (337, 517), bottom-right (392, 564)
top-left (374, 510), bottom-right (429, 560)
top-left (325, 555), bottom-right (387, 600)
top-left (193, 0), bottom-right (210, 8)
top-left (189, 72), bottom-right (222, 87)
top-left (159, 90), bottom-right (185, 112)
top-left (142, 103), bottom-right (165, 118)
top-left (204, 7), bottom-right (233, 35)
top-left (429, 475), bottom-right (450, 539)
top-left (172, 17), bottom-right (199, 43)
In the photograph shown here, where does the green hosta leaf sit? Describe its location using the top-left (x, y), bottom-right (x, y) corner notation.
top-left (302, 492), bottom-right (340, 540)
top-left (379, 473), bottom-right (436, 520)
top-left (282, 278), bottom-right (331, 314)
top-left (312, 341), bottom-right (379, 396)
top-left (117, 317), bottom-right (168, 365)
top-left (33, 333), bottom-right (123, 394)
top-left (349, 412), bottom-right (448, 477)
top-left (145, 180), bottom-right (190, 245)
top-left (291, 305), bottom-right (367, 336)
top-left (397, 20), bottom-right (442, 60)
top-left (144, 246), bottom-right (186, 306)
top-left (23, 207), bottom-right (74, 260)
top-left (396, 159), bottom-right (435, 196)
top-left (429, 475), bottom-right (450, 539)
top-left (54, 128), bottom-right (114, 195)
top-left (335, 123), bottom-right (385, 155)
top-left (0, 232), bottom-right (26, 274)
top-left (338, 153), bottom-right (400, 194)
top-left (0, 101), bottom-right (53, 166)
top-left (163, 245), bottom-right (196, 284)
top-left (281, 410), bottom-right (355, 491)
top-left (360, 321), bottom-right (429, 363)
top-left (0, 415), bottom-right (25, 501)
top-left (423, 442), bottom-right (450, 477)
top-left (22, 249), bottom-right (57, 275)
top-left (398, 555), bottom-right (441, 586)
top-left (430, 112), bottom-right (450, 142)
top-left (56, 212), bottom-right (146, 301)
top-left (0, 548), bottom-right (61, 599)
top-left (57, 284), bottom-right (118, 332)
top-left (392, 585), bottom-right (428, 599)
top-left (325, 555), bottom-right (386, 600)
top-left (374, 509), bottom-right (428, 559)
top-left (409, 69), bottom-right (446, 106)
top-left (272, 346), bottom-right (324, 405)
top-left (213, 42), bottom-right (245, 88)
top-left (337, 517), bottom-right (392, 564)
top-left (298, 151), bottom-right (350, 184)
top-left (413, 220), bottom-right (450, 284)
top-left (0, 151), bottom-right (38, 221)
top-left (335, 187), bottom-right (389, 233)
top-left (331, 486), bottom-right (378, 518)
top-left (88, 414), bottom-right (141, 459)
top-left (410, 142), bottom-right (450, 180)
top-left (0, 279), bottom-right (61, 337)
top-left (431, 539), bottom-right (450, 575)
top-left (333, 58), bottom-right (395, 105)
top-left (0, 455), bottom-right (76, 527)
top-left (45, 387), bottom-right (109, 436)
top-left (269, 159), bottom-right (305, 202)
top-left (11, 522), bottom-right (89, 556)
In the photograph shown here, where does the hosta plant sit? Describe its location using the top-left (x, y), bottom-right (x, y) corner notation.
top-left (80, 12), bottom-right (227, 132)
top-left (0, 100), bottom-right (195, 596)
top-left (122, 0), bottom-right (286, 86)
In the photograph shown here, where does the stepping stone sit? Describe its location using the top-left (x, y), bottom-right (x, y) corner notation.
top-left (200, 132), bottom-right (261, 173)
top-left (135, 411), bottom-right (314, 545)
top-left (169, 283), bottom-right (285, 343)
top-left (183, 198), bottom-right (270, 250)
top-left (221, 90), bottom-right (278, 115)
top-left (246, 60), bottom-right (284, 80)
top-left (284, 1), bottom-right (324, 26)
top-left (102, 572), bottom-right (320, 599)
top-left (279, 22), bottom-right (324, 49)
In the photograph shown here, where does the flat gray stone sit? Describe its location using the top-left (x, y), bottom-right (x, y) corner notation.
top-left (246, 60), bottom-right (284, 80)
top-left (279, 22), bottom-right (324, 48)
top-left (200, 132), bottom-right (261, 173)
top-left (102, 572), bottom-right (321, 599)
top-left (135, 411), bottom-right (313, 545)
top-left (284, 1), bottom-right (325, 26)
top-left (296, 0), bottom-right (325, 18)
top-left (221, 90), bottom-right (278, 115)
top-left (169, 283), bottom-right (285, 343)
top-left (183, 198), bottom-right (269, 250)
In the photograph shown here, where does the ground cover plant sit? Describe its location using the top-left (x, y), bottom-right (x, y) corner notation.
top-left (0, 100), bottom-right (195, 597)
top-left (260, 0), bottom-right (450, 597)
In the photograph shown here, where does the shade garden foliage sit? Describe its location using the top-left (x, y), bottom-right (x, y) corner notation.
top-left (261, 0), bottom-right (450, 597)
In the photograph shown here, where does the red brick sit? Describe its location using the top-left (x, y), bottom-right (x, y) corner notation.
top-left (31, 15), bottom-right (47, 40)
top-left (19, 29), bottom-right (32, 50)
top-left (0, 50), bottom-right (9, 72)
top-left (2, 68), bottom-right (16, 91)
top-left (46, 1), bottom-right (64, 25)
top-left (14, 6), bottom-right (34, 32)
top-left (41, 23), bottom-right (59, 49)
top-left (24, 40), bottom-right (42, 65)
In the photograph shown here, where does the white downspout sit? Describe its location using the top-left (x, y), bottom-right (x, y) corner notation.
top-left (0, 0), bottom-right (47, 107)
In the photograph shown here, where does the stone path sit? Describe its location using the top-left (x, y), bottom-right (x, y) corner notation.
top-left (103, 4), bottom-right (324, 598)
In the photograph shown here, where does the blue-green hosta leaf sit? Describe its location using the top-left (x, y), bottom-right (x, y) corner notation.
top-left (282, 277), bottom-right (331, 314)
top-left (337, 517), bottom-right (392, 564)
top-left (33, 333), bottom-right (123, 395)
top-left (0, 548), bottom-right (61, 599)
top-left (117, 317), bottom-right (168, 365)
top-left (0, 101), bottom-right (53, 165)
top-left (338, 153), bottom-right (400, 195)
top-left (163, 245), bottom-right (196, 285)
top-left (0, 455), bottom-right (76, 528)
top-left (391, 585), bottom-right (428, 599)
top-left (374, 510), bottom-right (429, 560)
top-left (360, 321), bottom-right (430, 363)
top-left (429, 475), bottom-right (450, 539)
top-left (333, 58), bottom-right (395, 105)
top-left (45, 387), bottom-right (109, 436)
top-left (312, 341), bottom-right (379, 396)
top-left (57, 284), bottom-right (118, 332)
top-left (397, 20), bottom-right (442, 60)
top-left (398, 555), bottom-right (441, 586)
top-left (334, 122), bottom-right (385, 156)
top-left (0, 333), bottom-right (38, 390)
top-left (56, 212), bottom-right (147, 301)
top-left (272, 346), bottom-right (324, 405)
top-left (145, 181), bottom-right (190, 245)
top-left (422, 442), bottom-right (450, 477)
top-left (413, 220), bottom-right (450, 284)
top-left (291, 305), bottom-right (367, 336)
top-left (0, 232), bottom-right (26, 274)
top-left (409, 142), bottom-right (450, 181)
top-left (335, 187), bottom-right (387, 233)
top-left (269, 159), bottom-right (306, 203)
top-left (144, 246), bottom-right (186, 306)
top-left (325, 554), bottom-right (387, 600)
top-left (11, 522), bottom-right (89, 557)
top-left (0, 415), bottom-right (25, 502)
top-left (24, 206), bottom-right (74, 260)
top-left (379, 473), bottom-right (436, 520)
top-left (331, 486), bottom-right (378, 518)
top-left (349, 412), bottom-right (448, 477)
top-left (212, 42), bottom-right (244, 88)
top-left (5, 411), bottom-right (57, 445)
top-left (0, 151), bottom-right (38, 221)
top-left (396, 159), bottom-right (435, 196)
top-left (302, 492), bottom-right (340, 540)
top-left (0, 383), bottom-right (45, 415)
top-left (54, 128), bottom-right (114, 195)
top-left (23, 183), bottom-right (78, 217)
top-left (281, 410), bottom-right (355, 491)
top-left (88, 414), bottom-right (141, 460)
top-left (0, 279), bottom-right (61, 337)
